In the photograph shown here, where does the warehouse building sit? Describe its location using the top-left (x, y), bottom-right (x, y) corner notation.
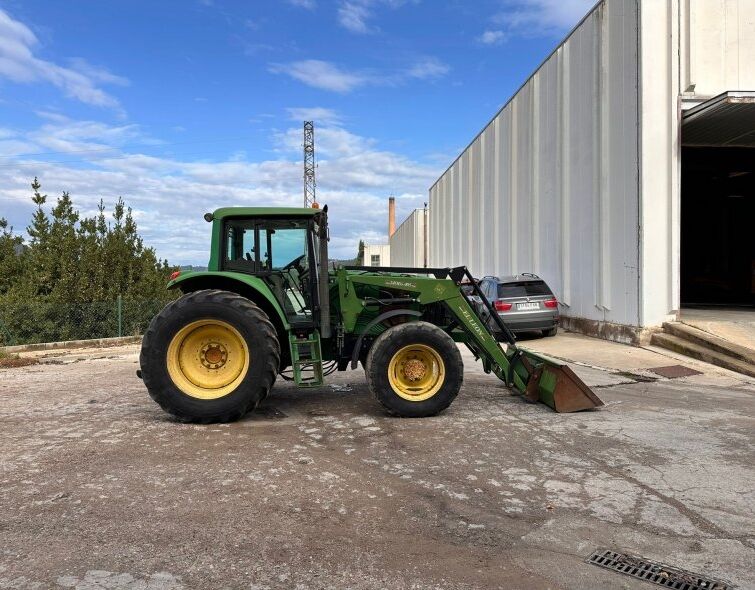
top-left (429, 0), bottom-right (755, 343)
top-left (389, 207), bottom-right (428, 268)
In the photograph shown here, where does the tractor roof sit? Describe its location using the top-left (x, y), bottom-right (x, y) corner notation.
top-left (211, 206), bottom-right (320, 219)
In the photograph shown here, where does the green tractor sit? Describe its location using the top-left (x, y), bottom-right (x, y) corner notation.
top-left (139, 206), bottom-right (603, 422)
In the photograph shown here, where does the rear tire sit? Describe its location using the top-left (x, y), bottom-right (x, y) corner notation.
top-left (140, 289), bottom-right (280, 423)
top-left (366, 322), bottom-right (463, 417)
top-left (544, 326), bottom-right (558, 337)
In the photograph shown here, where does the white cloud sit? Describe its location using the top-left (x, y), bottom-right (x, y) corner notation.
top-left (270, 60), bottom-right (366, 93)
top-left (67, 58), bottom-right (130, 86)
top-left (338, 1), bottom-right (373, 33)
top-left (406, 57), bottom-right (450, 80)
top-left (286, 107), bottom-right (342, 125)
top-left (494, 0), bottom-right (594, 36)
top-left (30, 112), bottom-right (149, 154)
top-left (478, 30), bottom-right (506, 45)
top-left (271, 57), bottom-right (449, 93)
top-left (288, 0), bottom-right (316, 9)
top-left (337, 0), bottom-right (416, 34)
top-left (0, 115), bottom-right (439, 264)
top-left (0, 9), bottom-right (125, 109)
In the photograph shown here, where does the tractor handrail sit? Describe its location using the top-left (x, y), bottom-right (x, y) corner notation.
top-left (343, 265), bottom-right (451, 279)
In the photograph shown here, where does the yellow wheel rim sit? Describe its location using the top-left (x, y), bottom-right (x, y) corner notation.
top-left (166, 319), bottom-right (250, 400)
top-left (387, 344), bottom-right (445, 401)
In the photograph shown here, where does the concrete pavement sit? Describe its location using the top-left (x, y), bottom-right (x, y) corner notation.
top-left (0, 336), bottom-right (753, 589)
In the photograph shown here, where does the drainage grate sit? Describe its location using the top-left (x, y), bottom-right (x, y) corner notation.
top-left (649, 365), bottom-right (703, 379)
top-left (586, 549), bottom-right (734, 590)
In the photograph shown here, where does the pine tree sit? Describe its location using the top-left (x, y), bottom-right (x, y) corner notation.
top-left (0, 179), bottom-right (177, 345)
top-left (48, 191), bottom-right (80, 301)
top-left (0, 219), bottom-right (24, 295)
top-left (27, 178), bottom-right (50, 243)
top-left (24, 178), bottom-right (52, 296)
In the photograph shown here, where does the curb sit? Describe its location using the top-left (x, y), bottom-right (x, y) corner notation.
top-left (1, 335), bottom-right (142, 354)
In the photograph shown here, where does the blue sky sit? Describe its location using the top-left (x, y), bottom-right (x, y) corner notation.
top-left (0, 0), bottom-right (593, 264)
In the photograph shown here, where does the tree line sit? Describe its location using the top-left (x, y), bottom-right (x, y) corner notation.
top-left (0, 179), bottom-right (176, 345)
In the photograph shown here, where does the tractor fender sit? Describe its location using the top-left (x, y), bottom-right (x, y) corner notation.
top-left (350, 309), bottom-right (422, 369)
top-left (168, 271), bottom-right (290, 340)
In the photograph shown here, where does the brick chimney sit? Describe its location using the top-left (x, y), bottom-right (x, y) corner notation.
top-left (388, 196), bottom-right (396, 237)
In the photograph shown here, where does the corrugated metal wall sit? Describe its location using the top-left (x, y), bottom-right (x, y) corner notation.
top-left (429, 0), bottom-right (754, 331)
top-left (389, 208), bottom-right (427, 267)
top-left (429, 0), bottom-right (641, 327)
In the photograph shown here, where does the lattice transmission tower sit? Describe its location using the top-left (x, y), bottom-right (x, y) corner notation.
top-left (303, 121), bottom-right (316, 207)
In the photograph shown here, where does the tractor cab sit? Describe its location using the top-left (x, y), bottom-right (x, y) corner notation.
top-left (210, 207), bottom-right (327, 330)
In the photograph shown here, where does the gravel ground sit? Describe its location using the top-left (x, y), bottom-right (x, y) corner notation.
top-left (0, 344), bottom-right (753, 589)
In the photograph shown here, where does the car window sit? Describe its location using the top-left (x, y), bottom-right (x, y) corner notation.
top-left (498, 281), bottom-right (553, 298)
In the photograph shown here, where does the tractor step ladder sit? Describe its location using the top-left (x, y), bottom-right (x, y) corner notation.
top-left (289, 331), bottom-right (324, 387)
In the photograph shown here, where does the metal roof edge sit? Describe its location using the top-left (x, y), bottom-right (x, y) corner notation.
top-left (392, 207), bottom-right (425, 235)
top-left (682, 90), bottom-right (755, 121)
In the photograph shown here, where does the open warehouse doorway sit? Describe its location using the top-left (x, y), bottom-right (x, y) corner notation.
top-left (680, 92), bottom-right (755, 309)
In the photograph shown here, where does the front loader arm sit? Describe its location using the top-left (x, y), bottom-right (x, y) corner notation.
top-left (442, 294), bottom-right (528, 392)
top-left (342, 267), bottom-right (527, 390)
top-left (343, 266), bottom-right (603, 413)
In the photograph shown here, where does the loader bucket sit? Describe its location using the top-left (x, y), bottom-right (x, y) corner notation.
top-left (516, 349), bottom-right (604, 412)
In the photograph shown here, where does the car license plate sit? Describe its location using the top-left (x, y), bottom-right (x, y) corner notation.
top-left (517, 302), bottom-right (539, 311)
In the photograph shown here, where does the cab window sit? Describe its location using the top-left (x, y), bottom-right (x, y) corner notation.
top-left (261, 223), bottom-right (308, 271)
top-left (224, 219), bottom-right (310, 272)
top-left (224, 224), bottom-right (257, 272)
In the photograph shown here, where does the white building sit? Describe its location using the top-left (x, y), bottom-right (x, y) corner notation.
top-left (389, 208), bottom-right (428, 268)
top-left (363, 243), bottom-right (391, 267)
top-left (429, 0), bottom-right (755, 343)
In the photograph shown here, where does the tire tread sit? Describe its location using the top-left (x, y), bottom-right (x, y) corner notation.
top-left (365, 322), bottom-right (463, 417)
top-left (140, 289), bottom-right (280, 423)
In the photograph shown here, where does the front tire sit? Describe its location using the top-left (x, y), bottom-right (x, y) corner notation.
top-left (140, 289), bottom-right (280, 423)
top-left (365, 322), bottom-right (463, 417)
